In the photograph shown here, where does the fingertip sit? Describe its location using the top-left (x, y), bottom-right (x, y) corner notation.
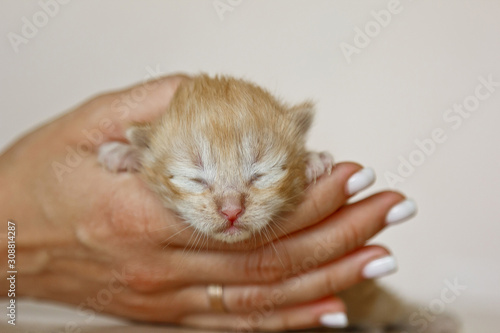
top-left (362, 255), bottom-right (398, 279)
top-left (367, 191), bottom-right (417, 226)
top-left (349, 245), bottom-right (398, 280)
top-left (332, 161), bottom-right (364, 175)
top-left (319, 312), bottom-right (349, 328)
top-left (315, 297), bottom-right (348, 328)
top-left (328, 162), bottom-right (375, 197)
top-left (345, 167), bottom-right (376, 196)
top-left (385, 198), bottom-right (418, 225)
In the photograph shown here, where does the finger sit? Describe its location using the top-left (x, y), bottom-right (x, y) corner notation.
top-left (91, 74), bottom-right (189, 138)
top-left (46, 74), bottom-right (189, 146)
top-left (173, 192), bottom-right (412, 284)
top-left (179, 296), bottom-right (346, 332)
top-left (174, 245), bottom-right (390, 314)
top-left (221, 245), bottom-right (392, 313)
top-left (96, 247), bottom-right (391, 323)
top-left (266, 162), bottom-right (369, 238)
top-left (277, 192), bottom-right (413, 269)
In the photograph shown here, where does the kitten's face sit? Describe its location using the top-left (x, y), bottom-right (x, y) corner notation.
top-left (157, 132), bottom-right (306, 243)
top-left (135, 75), bottom-right (313, 243)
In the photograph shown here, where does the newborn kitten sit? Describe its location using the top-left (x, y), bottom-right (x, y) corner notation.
top-left (99, 74), bottom-right (334, 243)
top-left (98, 74), bottom-right (459, 332)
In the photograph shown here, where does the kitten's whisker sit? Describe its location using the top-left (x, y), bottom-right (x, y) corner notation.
top-left (263, 227), bottom-right (286, 269)
top-left (268, 221), bottom-right (288, 253)
top-left (268, 221), bottom-right (285, 245)
top-left (181, 231), bottom-right (197, 258)
top-left (161, 225), bottom-right (192, 250)
top-left (175, 229), bottom-right (197, 271)
top-left (184, 232), bottom-right (200, 264)
top-left (195, 231), bottom-right (208, 257)
top-left (271, 218), bottom-right (292, 241)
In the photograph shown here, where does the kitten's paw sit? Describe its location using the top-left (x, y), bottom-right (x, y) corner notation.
top-left (98, 142), bottom-right (141, 172)
top-left (305, 151), bottom-right (334, 184)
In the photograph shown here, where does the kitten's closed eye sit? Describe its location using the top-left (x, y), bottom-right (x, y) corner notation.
top-left (250, 173), bottom-right (264, 183)
top-left (190, 177), bottom-right (209, 187)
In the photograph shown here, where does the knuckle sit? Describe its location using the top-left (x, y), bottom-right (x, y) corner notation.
top-left (322, 270), bottom-right (339, 294)
top-left (121, 293), bottom-right (182, 322)
top-left (234, 287), bottom-right (268, 312)
top-left (120, 293), bottom-right (150, 310)
top-left (335, 221), bottom-right (363, 254)
top-left (347, 222), bottom-right (364, 249)
top-left (245, 249), bottom-right (290, 283)
top-left (126, 265), bottom-right (172, 292)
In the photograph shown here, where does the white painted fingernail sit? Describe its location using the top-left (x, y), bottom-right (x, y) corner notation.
top-left (346, 168), bottom-right (376, 196)
top-left (385, 199), bottom-right (417, 224)
top-left (362, 255), bottom-right (398, 279)
top-left (319, 312), bottom-right (348, 328)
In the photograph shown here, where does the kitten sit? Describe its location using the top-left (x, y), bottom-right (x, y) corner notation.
top-left (98, 74), bottom-right (334, 243)
top-left (98, 74), bottom-right (459, 332)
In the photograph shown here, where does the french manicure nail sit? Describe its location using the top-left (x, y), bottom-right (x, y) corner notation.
top-left (362, 255), bottom-right (398, 279)
top-left (346, 168), bottom-right (376, 196)
top-left (385, 199), bottom-right (417, 224)
top-left (319, 312), bottom-right (348, 328)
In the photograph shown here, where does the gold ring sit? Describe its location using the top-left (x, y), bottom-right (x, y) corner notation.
top-left (207, 284), bottom-right (227, 313)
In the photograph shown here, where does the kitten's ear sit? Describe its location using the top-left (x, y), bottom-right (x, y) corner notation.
top-left (288, 101), bottom-right (314, 136)
top-left (126, 124), bottom-right (150, 148)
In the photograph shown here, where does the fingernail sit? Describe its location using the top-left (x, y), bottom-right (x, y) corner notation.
top-left (362, 255), bottom-right (398, 279)
top-left (346, 168), bottom-right (376, 196)
top-left (385, 199), bottom-right (417, 224)
top-left (319, 312), bottom-right (348, 328)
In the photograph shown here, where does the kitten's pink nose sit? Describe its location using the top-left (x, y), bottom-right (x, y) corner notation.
top-left (221, 207), bottom-right (242, 224)
top-left (220, 197), bottom-right (244, 225)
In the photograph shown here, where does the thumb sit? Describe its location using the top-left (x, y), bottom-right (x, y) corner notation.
top-left (56, 73), bottom-right (189, 146)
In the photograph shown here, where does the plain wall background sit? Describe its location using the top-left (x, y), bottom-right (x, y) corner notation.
top-left (1, 1), bottom-right (499, 331)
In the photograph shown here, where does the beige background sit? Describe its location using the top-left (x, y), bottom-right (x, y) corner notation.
top-left (1, 0), bottom-right (499, 332)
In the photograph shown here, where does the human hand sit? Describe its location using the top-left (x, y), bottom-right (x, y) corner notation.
top-left (0, 74), bottom-right (414, 331)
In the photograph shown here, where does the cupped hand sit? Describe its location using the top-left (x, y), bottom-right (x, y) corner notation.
top-left (0, 75), bottom-right (414, 331)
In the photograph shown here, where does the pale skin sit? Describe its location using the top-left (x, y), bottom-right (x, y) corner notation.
top-left (0, 75), bottom-right (410, 331)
